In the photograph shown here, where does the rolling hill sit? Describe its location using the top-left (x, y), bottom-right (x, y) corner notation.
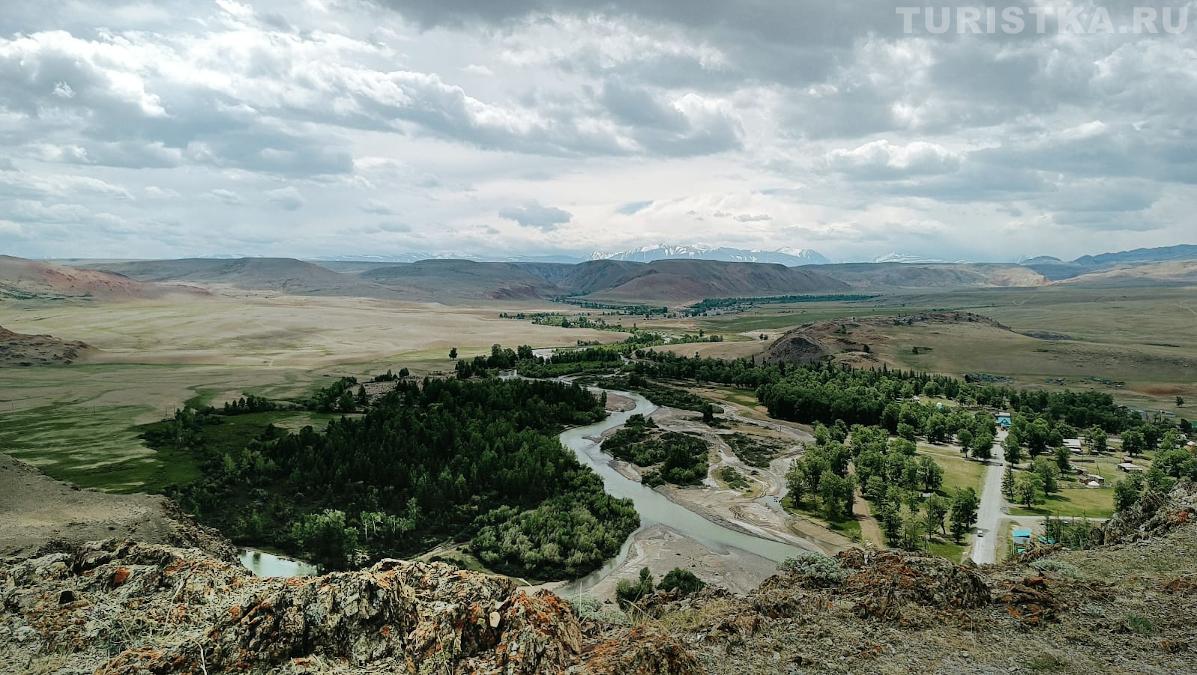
top-left (1021, 244), bottom-right (1197, 282)
top-left (359, 259), bottom-right (562, 301)
top-left (810, 262), bottom-right (1048, 289)
top-left (560, 259), bottom-right (849, 303)
top-left (83, 258), bottom-right (390, 297)
top-left (0, 256), bottom-right (205, 301)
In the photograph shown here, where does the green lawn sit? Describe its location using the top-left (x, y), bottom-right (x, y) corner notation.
top-left (1007, 454), bottom-right (1119, 517)
top-left (783, 498), bottom-right (863, 541)
top-left (928, 538), bottom-right (968, 562)
top-left (918, 443), bottom-right (986, 494)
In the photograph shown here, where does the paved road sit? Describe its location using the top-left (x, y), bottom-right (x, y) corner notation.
top-left (970, 430), bottom-right (1007, 565)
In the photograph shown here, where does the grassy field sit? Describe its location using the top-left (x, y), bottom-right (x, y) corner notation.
top-left (918, 442), bottom-right (986, 495)
top-left (695, 302), bottom-right (923, 334)
top-left (0, 294), bottom-right (618, 494)
top-left (693, 285), bottom-right (1197, 412)
top-left (782, 497), bottom-right (863, 542)
top-left (1006, 452), bottom-right (1128, 518)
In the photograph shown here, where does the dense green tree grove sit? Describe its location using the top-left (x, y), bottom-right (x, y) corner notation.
top-left (168, 377), bottom-right (637, 578)
top-left (601, 415), bottom-right (709, 487)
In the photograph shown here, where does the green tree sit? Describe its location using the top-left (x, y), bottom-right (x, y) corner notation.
top-left (1003, 436), bottom-right (1023, 466)
top-left (948, 488), bottom-right (979, 543)
top-left (1084, 426), bottom-right (1107, 454)
top-left (925, 494), bottom-right (949, 536)
top-left (1013, 472), bottom-right (1043, 507)
top-left (1053, 446), bottom-right (1072, 474)
top-left (449, 347), bottom-right (458, 359)
top-left (1113, 474), bottom-right (1144, 512)
top-left (957, 428), bottom-right (974, 456)
top-left (1177, 396), bottom-right (1185, 408)
top-left (915, 456), bottom-right (944, 492)
top-left (1032, 457), bottom-right (1060, 495)
top-left (1121, 429), bottom-right (1145, 456)
top-left (292, 509), bottom-right (360, 570)
top-left (1001, 466), bottom-right (1015, 500)
top-left (971, 431), bottom-right (994, 460)
top-left (818, 471), bottom-right (855, 520)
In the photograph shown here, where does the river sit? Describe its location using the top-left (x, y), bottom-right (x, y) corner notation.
top-left (238, 548), bottom-right (318, 577)
top-left (559, 388), bottom-right (812, 593)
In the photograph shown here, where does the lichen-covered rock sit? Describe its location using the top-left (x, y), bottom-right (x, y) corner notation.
top-left (582, 625), bottom-right (700, 674)
top-left (1103, 479), bottom-right (1197, 544)
top-left (0, 541), bottom-right (691, 674)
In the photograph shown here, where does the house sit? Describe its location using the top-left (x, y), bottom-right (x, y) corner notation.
top-left (1064, 438), bottom-right (1083, 453)
top-left (1118, 462), bottom-right (1146, 473)
top-left (1012, 528), bottom-right (1033, 554)
top-left (1086, 474), bottom-right (1106, 485)
top-left (995, 412), bottom-right (1012, 429)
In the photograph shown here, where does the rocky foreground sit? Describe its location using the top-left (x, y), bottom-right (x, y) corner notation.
top-left (1, 483), bottom-right (1195, 674)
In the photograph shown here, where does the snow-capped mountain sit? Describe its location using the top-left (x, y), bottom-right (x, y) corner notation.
top-left (872, 252), bottom-right (949, 264)
top-left (591, 244), bottom-right (829, 266)
top-left (314, 252), bottom-right (585, 264)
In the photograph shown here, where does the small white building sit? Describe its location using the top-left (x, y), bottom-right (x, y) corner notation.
top-left (1118, 462), bottom-right (1146, 473)
top-left (1064, 438), bottom-right (1083, 453)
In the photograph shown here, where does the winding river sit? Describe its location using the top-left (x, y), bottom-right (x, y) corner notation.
top-left (559, 388), bottom-right (813, 592)
top-left (237, 370), bottom-right (814, 586)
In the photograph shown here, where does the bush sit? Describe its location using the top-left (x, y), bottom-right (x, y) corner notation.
top-left (615, 567), bottom-right (655, 607)
top-left (567, 594), bottom-right (629, 625)
top-left (658, 568), bottom-right (705, 595)
top-left (780, 554), bottom-right (846, 586)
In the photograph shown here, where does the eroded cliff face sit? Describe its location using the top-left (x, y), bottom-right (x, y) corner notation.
top-left (2, 482), bottom-right (1195, 674)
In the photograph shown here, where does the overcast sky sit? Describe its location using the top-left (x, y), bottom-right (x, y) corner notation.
top-left (1, 0), bottom-right (1194, 262)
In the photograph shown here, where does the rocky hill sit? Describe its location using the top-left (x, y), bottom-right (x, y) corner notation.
top-left (0, 326), bottom-right (91, 366)
top-left (2, 477), bottom-right (1194, 673)
top-left (0, 256), bottom-right (206, 301)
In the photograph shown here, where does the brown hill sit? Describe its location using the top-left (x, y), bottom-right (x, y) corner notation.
top-left (576, 259), bottom-right (849, 304)
top-left (84, 258), bottom-right (391, 297)
top-left (0, 325), bottom-right (91, 366)
top-left (1058, 260), bottom-right (1197, 288)
top-left (360, 259), bottom-right (563, 301)
top-left (764, 311), bottom-right (1010, 365)
top-left (812, 262), bottom-right (1048, 289)
top-left (0, 256), bottom-right (204, 301)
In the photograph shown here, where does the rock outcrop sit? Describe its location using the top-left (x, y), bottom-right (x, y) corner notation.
top-left (0, 540), bottom-right (695, 674)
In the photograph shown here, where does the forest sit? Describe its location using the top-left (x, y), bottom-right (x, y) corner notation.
top-left (155, 377), bottom-right (638, 578)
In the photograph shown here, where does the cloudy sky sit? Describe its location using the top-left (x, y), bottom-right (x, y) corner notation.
top-left (1, 0), bottom-right (1194, 262)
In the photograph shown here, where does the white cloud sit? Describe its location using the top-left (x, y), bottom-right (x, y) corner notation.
top-left (0, 0), bottom-right (1192, 260)
top-left (825, 140), bottom-right (961, 178)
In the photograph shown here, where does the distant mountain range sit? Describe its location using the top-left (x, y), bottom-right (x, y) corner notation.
top-left (591, 244), bottom-right (829, 266)
top-left (1020, 244), bottom-right (1197, 280)
top-left (20, 243), bottom-right (1192, 305)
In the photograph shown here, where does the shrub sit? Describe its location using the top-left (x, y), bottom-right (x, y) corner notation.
top-left (780, 554), bottom-right (846, 586)
top-left (658, 568), bottom-right (705, 595)
top-left (615, 567), bottom-right (655, 607)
